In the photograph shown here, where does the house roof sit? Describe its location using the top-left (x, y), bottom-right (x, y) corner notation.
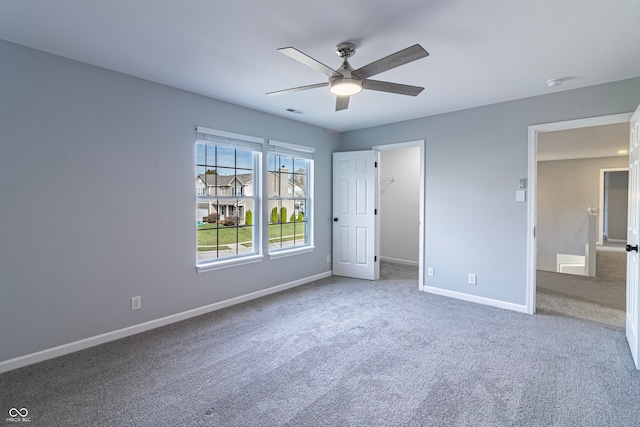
top-left (198, 173), bottom-right (252, 187)
top-left (0, 1), bottom-right (638, 132)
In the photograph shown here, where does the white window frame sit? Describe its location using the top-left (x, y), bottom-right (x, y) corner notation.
top-left (268, 140), bottom-right (315, 259)
top-left (195, 126), bottom-right (264, 272)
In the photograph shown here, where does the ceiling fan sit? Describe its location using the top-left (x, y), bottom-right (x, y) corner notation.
top-left (267, 42), bottom-right (429, 111)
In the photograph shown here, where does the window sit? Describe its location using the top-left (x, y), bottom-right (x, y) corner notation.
top-left (232, 184), bottom-right (244, 196)
top-left (268, 140), bottom-right (314, 256)
top-left (196, 127), bottom-right (263, 271)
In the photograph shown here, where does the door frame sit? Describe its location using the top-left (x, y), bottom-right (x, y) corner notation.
top-left (526, 113), bottom-right (633, 314)
top-left (373, 140), bottom-right (425, 288)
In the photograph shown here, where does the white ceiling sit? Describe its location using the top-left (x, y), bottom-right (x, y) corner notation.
top-left (1, 0), bottom-right (639, 132)
top-left (538, 123), bottom-right (630, 161)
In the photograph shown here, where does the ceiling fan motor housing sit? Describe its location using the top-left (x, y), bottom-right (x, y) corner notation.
top-left (330, 47), bottom-right (363, 96)
top-left (335, 42), bottom-right (356, 58)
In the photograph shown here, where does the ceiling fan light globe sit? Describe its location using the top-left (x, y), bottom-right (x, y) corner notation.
top-left (329, 79), bottom-right (363, 96)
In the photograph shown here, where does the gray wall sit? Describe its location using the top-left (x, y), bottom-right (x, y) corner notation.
top-left (380, 147), bottom-right (420, 264)
top-left (0, 40), bottom-right (339, 363)
top-left (341, 78), bottom-right (640, 305)
top-left (537, 157), bottom-right (628, 272)
top-left (606, 170), bottom-right (629, 240)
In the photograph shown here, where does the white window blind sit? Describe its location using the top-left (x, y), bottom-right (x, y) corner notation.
top-left (268, 140), bottom-right (314, 160)
top-left (196, 126), bottom-right (263, 152)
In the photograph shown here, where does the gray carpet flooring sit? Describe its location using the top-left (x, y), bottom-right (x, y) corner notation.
top-left (2, 262), bottom-right (640, 426)
top-left (536, 270), bottom-right (626, 327)
top-left (537, 247), bottom-right (627, 328)
top-left (596, 246), bottom-right (627, 281)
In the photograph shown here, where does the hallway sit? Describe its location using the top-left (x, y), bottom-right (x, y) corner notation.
top-left (536, 245), bottom-right (626, 327)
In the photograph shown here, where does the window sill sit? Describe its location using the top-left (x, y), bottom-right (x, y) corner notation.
top-left (269, 245), bottom-right (315, 260)
top-left (196, 254), bottom-right (264, 273)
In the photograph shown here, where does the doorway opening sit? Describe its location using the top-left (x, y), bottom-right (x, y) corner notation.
top-left (527, 114), bottom-right (633, 325)
top-left (373, 140), bottom-right (425, 288)
top-left (600, 169), bottom-right (629, 247)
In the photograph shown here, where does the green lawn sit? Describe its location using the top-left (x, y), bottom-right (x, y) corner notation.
top-left (197, 223), bottom-right (252, 251)
top-left (197, 222), bottom-right (305, 251)
top-left (269, 223), bottom-right (305, 245)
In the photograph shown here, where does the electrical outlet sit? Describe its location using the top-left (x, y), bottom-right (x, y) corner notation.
top-left (131, 295), bottom-right (142, 311)
top-left (468, 274), bottom-right (477, 285)
top-left (428, 267), bottom-right (434, 276)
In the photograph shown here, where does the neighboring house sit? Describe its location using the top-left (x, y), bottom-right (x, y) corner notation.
top-left (196, 172), bottom-right (253, 224)
top-left (196, 167), bottom-right (305, 224)
top-left (267, 167), bottom-right (305, 222)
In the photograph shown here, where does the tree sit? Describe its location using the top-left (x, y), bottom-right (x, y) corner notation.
top-left (206, 169), bottom-right (218, 175)
top-left (271, 207), bottom-right (278, 223)
top-left (297, 211), bottom-right (304, 222)
top-left (290, 213), bottom-right (296, 222)
top-left (292, 168), bottom-right (305, 186)
top-left (245, 210), bottom-right (252, 225)
top-left (281, 207), bottom-right (288, 223)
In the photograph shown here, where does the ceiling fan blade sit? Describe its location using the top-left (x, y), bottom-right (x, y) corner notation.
top-left (353, 44), bottom-right (429, 80)
top-left (335, 96), bottom-right (350, 111)
top-left (278, 47), bottom-right (341, 78)
top-left (362, 79), bottom-right (424, 96)
top-left (266, 82), bottom-right (328, 96)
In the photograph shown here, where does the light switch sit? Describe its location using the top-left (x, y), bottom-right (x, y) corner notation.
top-left (516, 190), bottom-right (526, 202)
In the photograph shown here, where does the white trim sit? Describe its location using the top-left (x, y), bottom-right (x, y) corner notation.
top-left (307, 160), bottom-right (315, 249)
top-left (372, 140), bottom-right (425, 289)
top-left (374, 140), bottom-right (423, 151)
top-left (196, 254), bottom-right (264, 273)
top-left (527, 113), bottom-right (633, 315)
top-left (269, 245), bottom-right (315, 260)
top-left (528, 113), bottom-right (633, 133)
top-left (598, 167), bottom-right (629, 245)
top-left (0, 271), bottom-right (332, 374)
top-left (380, 256), bottom-right (419, 267)
top-left (527, 126), bottom-right (538, 314)
top-left (423, 286), bottom-right (528, 314)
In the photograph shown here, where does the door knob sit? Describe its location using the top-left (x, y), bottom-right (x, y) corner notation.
top-left (626, 244), bottom-right (638, 252)
top-left (333, 218), bottom-right (338, 222)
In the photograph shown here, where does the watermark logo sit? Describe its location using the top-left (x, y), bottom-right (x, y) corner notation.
top-left (6, 408), bottom-right (31, 423)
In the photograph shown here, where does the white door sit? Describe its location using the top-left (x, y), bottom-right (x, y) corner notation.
top-left (627, 104), bottom-right (640, 370)
top-left (332, 151), bottom-right (379, 280)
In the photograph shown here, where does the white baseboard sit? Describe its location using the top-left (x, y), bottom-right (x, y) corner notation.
top-left (0, 271), bottom-right (332, 374)
top-left (422, 285), bottom-right (528, 314)
top-left (380, 256), bottom-right (419, 267)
